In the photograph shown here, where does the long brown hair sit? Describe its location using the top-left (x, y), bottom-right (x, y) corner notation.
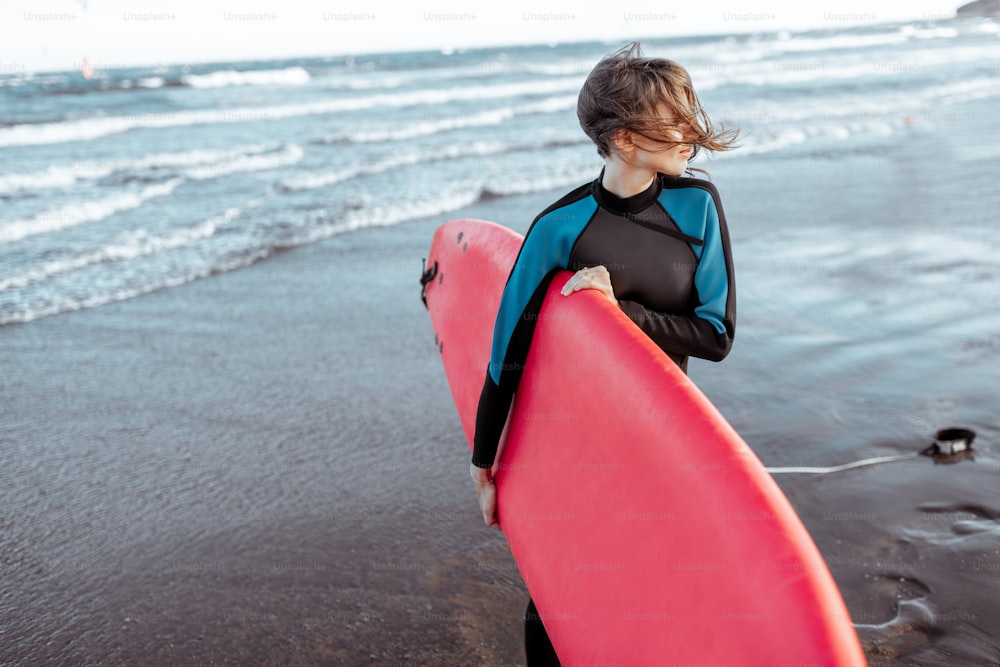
top-left (577, 42), bottom-right (738, 171)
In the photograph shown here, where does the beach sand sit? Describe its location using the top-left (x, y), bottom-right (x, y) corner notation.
top-left (3, 139), bottom-right (1000, 665)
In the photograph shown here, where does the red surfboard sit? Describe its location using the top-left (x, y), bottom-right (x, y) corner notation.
top-left (423, 218), bottom-right (866, 664)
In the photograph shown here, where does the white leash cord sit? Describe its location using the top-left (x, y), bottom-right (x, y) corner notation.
top-left (765, 454), bottom-right (916, 475)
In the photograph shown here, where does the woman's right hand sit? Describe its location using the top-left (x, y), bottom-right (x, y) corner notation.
top-left (470, 463), bottom-right (500, 530)
top-left (560, 264), bottom-right (618, 306)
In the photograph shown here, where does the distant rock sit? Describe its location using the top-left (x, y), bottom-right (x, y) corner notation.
top-left (956, 0), bottom-right (1000, 17)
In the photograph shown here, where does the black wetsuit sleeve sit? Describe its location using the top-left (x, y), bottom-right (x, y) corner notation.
top-left (470, 187), bottom-right (596, 469)
top-left (471, 273), bottom-right (556, 468)
top-left (618, 185), bottom-right (736, 363)
top-left (617, 300), bottom-right (733, 361)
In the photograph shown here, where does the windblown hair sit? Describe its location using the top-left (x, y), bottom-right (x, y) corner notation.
top-left (577, 42), bottom-right (738, 170)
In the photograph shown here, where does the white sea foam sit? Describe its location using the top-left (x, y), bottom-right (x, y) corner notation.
top-left (0, 187), bottom-right (474, 324)
top-left (0, 179), bottom-right (182, 244)
top-left (0, 201), bottom-right (260, 323)
top-left (899, 25), bottom-right (960, 40)
top-left (482, 161), bottom-right (600, 197)
top-left (300, 76), bottom-right (588, 112)
top-left (319, 62), bottom-right (513, 91)
top-left (0, 167), bottom-right (579, 323)
top-left (520, 61), bottom-right (594, 76)
top-left (0, 77), bottom-right (585, 148)
top-left (278, 165), bottom-right (367, 192)
top-left (0, 143), bottom-right (275, 194)
top-left (335, 189), bottom-right (484, 235)
top-left (181, 66), bottom-right (311, 88)
top-left (712, 24), bottom-right (962, 66)
top-left (368, 108), bottom-right (517, 143)
top-left (716, 127), bottom-right (810, 158)
top-left (706, 42), bottom-right (1000, 90)
top-left (321, 74), bottom-right (407, 90)
top-left (330, 159), bottom-right (598, 234)
top-left (762, 31), bottom-right (909, 54)
top-left (265, 189), bottom-right (478, 251)
top-left (520, 95), bottom-right (580, 113)
top-left (279, 164), bottom-right (593, 250)
top-left (726, 73), bottom-right (1000, 128)
top-left (0, 163), bottom-right (115, 194)
top-left (0, 253), bottom-right (265, 326)
top-left (715, 60), bottom-right (885, 88)
top-left (347, 95), bottom-right (578, 143)
top-left (127, 143), bottom-right (275, 169)
top-left (361, 107), bottom-right (517, 142)
top-left (182, 144), bottom-right (303, 180)
top-left (0, 218), bottom-right (219, 293)
top-left (933, 76), bottom-right (1000, 104)
top-left (709, 116), bottom-right (902, 160)
top-left (278, 141), bottom-right (510, 191)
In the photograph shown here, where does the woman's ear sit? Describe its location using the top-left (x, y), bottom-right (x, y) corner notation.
top-left (610, 128), bottom-right (635, 154)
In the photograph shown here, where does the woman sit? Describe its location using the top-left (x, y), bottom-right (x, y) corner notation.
top-left (469, 42), bottom-right (738, 664)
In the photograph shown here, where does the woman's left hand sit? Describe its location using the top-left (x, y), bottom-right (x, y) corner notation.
top-left (560, 265), bottom-right (618, 306)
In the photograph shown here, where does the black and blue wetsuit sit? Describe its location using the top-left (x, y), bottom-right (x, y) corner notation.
top-left (472, 170), bottom-right (736, 470)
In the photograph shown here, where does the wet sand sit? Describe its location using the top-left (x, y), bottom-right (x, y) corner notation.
top-left (0, 198), bottom-right (536, 665)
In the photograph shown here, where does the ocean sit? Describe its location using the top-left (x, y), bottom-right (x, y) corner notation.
top-left (3, 19), bottom-right (1000, 326)
top-left (2, 16), bottom-right (1000, 665)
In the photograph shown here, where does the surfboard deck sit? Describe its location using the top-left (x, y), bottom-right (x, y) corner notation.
top-left (423, 218), bottom-right (866, 664)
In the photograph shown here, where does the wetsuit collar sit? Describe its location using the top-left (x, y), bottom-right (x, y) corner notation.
top-left (591, 167), bottom-right (662, 215)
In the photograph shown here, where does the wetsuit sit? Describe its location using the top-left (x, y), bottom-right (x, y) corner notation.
top-left (471, 171), bottom-right (736, 665)
top-left (472, 170), bottom-right (736, 469)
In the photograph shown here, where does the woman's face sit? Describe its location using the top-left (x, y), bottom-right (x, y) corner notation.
top-left (627, 103), bottom-right (695, 177)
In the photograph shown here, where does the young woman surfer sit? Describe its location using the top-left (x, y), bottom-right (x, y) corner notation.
top-left (469, 42), bottom-right (738, 664)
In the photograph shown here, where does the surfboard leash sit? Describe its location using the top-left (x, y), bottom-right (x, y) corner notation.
top-left (765, 427), bottom-right (977, 475)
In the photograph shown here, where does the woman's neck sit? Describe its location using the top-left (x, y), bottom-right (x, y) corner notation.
top-left (600, 156), bottom-right (656, 199)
